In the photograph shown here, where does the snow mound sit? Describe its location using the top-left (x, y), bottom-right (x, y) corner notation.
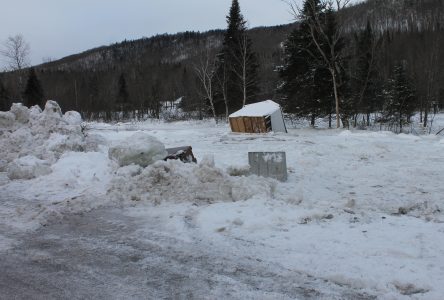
top-left (0, 101), bottom-right (95, 180)
top-left (62, 111), bottom-right (82, 125)
top-left (10, 103), bottom-right (30, 123)
top-left (0, 111), bottom-right (15, 127)
top-left (108, 156), bottom-right (276, 204)
top-left (108, 132), bottom-right (167, 167)
top-left (7, 155), bottom-right (51, 180)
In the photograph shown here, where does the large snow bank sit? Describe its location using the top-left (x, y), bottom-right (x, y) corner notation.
top-left (0, 101), bottom-right (97, 179)
top-left (108, 132), bottom-right (167, 167)
top-left (108, 155), bottom-right (276, 204)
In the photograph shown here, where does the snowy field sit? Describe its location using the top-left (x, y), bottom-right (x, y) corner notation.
top-left (1, 103), bottom-right (444, 299)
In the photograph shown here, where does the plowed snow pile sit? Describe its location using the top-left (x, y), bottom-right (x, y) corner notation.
top-left (0, 101), bottom-right (97, 180)
top-left (108, 156), bottom-right (276, 204)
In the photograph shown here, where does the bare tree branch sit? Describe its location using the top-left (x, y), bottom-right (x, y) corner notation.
top-left (0, 34), bottom-right (30, 71)
top-left (194, 45), bottom-right (218, 122)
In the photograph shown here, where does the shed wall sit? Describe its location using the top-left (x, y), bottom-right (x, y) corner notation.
top-left (229, 117), bottom-right (270, 133)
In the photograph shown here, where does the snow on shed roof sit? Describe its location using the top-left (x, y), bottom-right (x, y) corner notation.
top-left (229, 100), bottom-right (282, 117)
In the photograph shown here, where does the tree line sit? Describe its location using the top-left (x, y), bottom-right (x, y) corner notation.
top-left (1, 0), bottom-right (444, 131)
top-left (279, 0), bottom-right (444, 131)
top-left (0, 1), bottom-right (289, 121)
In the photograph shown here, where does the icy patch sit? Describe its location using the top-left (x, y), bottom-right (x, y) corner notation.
top-left (0, 235), bottom-right (16, 252)
top-left (108, 132), bottom-right (167, 167)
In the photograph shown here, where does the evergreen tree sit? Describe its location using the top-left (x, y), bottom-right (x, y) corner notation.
top-left (23, 67), bottom-right (44, 109)
top-left (118, 73), bottom-right (129, 104)
top-left (279, 0), bottom-right (332, 126)
top-left (352, 21), bottom-right (382, 126)
top-left (116, 73), bottom-right (130, 118)
top-left (0, 78), bottom-right (10, 111)
top-left (383, 63), bottom-right (416, 131)
top-left (217, 0), bottom-right (259, 113)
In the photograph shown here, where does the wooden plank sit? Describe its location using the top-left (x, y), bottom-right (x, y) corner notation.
top-left (230, 117), bottom-right (240, 132)
top-left (257, 117), bottom-right (267, 133)
top-left (251, 117), bottom-right (259, 133)
top-left (244, 117), bottom-right (253, 133)
top-left (237, 117), bottom-right (246, 133)
top-left (229, 118), bottom-right (236, 132)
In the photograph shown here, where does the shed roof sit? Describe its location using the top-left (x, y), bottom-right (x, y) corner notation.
top-left (229, 100), bottom-right (281, 118)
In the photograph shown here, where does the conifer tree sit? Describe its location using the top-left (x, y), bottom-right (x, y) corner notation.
top-left (0, 79), bottom-right (9, 111)
top-left (289, 0), bottom-right (349, 128)
top-left (118, 73), bottom-right (129, 104)
top-left (23, 67), bottom-right (44, 109)
top-left (383, 63), bottom-right (416, 131)
top-left (217, 0), bottom-right (259, 113)
top-left (352, 20), bottom-right (382, 126)
top-left (279, 0), bottom-right (332, 126)
top-left (117, 73), bottom-right (130, 118)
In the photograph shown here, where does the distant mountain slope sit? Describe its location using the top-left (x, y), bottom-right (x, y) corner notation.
top-left (2, 0), bottom-right (444, 118)
top-left (1, 24), bottom-right (295, 116)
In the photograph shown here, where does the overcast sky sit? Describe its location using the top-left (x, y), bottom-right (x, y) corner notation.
top-left (0, 0), bottom-right (299, 68)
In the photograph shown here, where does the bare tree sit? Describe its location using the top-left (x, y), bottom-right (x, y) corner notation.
top-left (1, 34), bottom-right (30, 71)
top-left (215, 60), bottom-right (229, 120)
top-left (232, 34), bottom-right (257, 107)
top-left (285, 0), bottom-right (351, 128)
top-left (194, 48), bottom-right (218, 123)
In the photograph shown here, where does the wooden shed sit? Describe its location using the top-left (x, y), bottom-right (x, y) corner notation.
top-left (229, 100), bottom-right (287, 133)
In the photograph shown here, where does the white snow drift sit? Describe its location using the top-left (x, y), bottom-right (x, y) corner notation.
top-left (0, 101), bottom-right (95, 180)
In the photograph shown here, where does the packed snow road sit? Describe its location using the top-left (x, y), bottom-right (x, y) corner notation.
top-left (0, 204), bottom-right (374, 300)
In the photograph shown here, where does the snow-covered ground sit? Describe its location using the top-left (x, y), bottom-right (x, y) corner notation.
top-left (1, 104), bottom-right (444, 299)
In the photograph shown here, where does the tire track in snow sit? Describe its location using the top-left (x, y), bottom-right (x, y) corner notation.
top-left (0, 206), bottom-right (375, 299)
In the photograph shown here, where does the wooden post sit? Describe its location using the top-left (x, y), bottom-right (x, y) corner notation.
top-left (248, 152), bottom-right (287, 182)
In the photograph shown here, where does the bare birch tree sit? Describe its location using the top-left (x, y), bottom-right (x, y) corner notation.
top-left (232, 34), bottom-right (257, 107)
top-left (1, 34), bottom-right (30, 71)
top-left (194, 49), bottom-right (218, 123)
top-left (215, 60), bottom-right (229, 120)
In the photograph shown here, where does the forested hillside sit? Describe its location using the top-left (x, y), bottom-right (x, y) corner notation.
top-left (0, 25), bottom-right (294, 119)
top-left (1, 0), bottom-right (444, 124)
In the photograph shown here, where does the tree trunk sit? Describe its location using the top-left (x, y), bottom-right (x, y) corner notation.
top-left (331, 68), bottom-right (341, 128)
top-left (423, 108), bottom-right (428, 128)
top-left (341, 116), bottom-right (349, 129)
